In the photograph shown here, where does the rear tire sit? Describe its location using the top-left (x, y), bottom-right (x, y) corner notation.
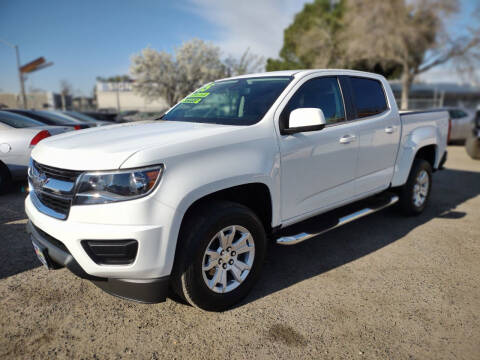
top-left (171, 201), bottom-right (267, 311)
top-left (398, 159), bottom-right (432, 216)
top-left (0, 163), bottom-right (12, 195)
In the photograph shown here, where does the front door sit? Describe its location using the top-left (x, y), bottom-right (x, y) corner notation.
top-left (278, 76), bottom-right (358, 222)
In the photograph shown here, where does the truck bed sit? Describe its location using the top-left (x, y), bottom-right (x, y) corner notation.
top-left (399, 109), bottom-right (449, 169)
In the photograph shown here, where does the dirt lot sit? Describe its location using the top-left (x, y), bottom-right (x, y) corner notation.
top-left (0, 145), bottom-right (479, 359)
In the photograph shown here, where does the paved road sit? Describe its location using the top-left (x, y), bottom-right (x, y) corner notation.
top-left (1, 146), bottom-right (479, 359)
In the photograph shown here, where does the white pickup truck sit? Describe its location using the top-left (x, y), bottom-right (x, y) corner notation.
top-left (26, 70), bottom-right (448, 311)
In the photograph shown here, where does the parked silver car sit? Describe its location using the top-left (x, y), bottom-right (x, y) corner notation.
top-left (0, 111), bottom-right (72, 192)
top-left (447, 108), bottom-right (475, 142)
top-left (465, 108), bottom-right (480, 159)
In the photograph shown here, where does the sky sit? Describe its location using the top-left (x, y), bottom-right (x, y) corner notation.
top-left (0, 0), bottom-right (478, 96)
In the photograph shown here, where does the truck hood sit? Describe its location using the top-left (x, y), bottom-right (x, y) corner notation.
top-left (31, 120), bottom-right (241, 170)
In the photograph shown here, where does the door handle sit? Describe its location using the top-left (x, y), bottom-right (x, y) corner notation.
top-left (385, 126), bottom-right (394, 134)
top-left (339, 134), bottom-right (356, 144)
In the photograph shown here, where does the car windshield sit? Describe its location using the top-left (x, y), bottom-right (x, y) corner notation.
top-left (0, 111), bottom-right (44, 128)
top-left (163, 76), bottom-right (292, 125)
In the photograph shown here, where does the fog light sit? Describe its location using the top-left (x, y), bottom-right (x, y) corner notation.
top-left (81, 239), bottom-right (138, 265)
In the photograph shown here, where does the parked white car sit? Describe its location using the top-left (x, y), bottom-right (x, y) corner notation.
top-left (0, 111), bottom-right (72, 192)
top-left (25, 70), bottom-right (448, 311)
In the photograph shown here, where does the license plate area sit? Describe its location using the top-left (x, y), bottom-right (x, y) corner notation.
top-left (32, 238), bottom-right (53, 269)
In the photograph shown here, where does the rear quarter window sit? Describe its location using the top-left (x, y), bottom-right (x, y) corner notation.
top-left (350, 77), bottom-right (388, 118)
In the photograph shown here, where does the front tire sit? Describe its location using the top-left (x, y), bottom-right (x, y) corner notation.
top-left (399, 159), bottom-right (432, 216)
top-left (171, 201), bottom-right (267, 311)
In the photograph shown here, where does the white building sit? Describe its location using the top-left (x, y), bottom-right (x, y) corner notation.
top-left (96, 82), bottom-right (168, 112)
top-left (0, 91), bottom-right (71, 110)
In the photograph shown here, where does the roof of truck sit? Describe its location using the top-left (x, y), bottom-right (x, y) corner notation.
top-left (218, 69), bottom-right (386, 82)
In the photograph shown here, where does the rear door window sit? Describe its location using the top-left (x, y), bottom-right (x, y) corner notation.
top-left (349, 77), bottom-right (388, 118)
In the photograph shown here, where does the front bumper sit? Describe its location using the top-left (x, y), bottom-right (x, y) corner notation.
top-left (27, 220), bottom-right (169, 303)
top-left (25, 193), bottom-right (177, 279)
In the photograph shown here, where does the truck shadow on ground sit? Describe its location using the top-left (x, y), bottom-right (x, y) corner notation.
top-left (0, 182), bottom-right (40, 279)
top-left (241, 167), bottom-right (480, 308)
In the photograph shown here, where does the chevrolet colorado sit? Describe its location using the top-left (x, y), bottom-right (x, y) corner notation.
top-left (25, 70), bottom-right (448, 311)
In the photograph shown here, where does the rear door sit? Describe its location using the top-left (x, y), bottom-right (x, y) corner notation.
top-left (343, 76), bottom-right (401, 196)
top-left (278, 76), bottom-right (359, 222)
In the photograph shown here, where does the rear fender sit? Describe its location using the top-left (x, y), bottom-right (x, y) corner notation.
top-left (391, 126), bottom-right (438, 187)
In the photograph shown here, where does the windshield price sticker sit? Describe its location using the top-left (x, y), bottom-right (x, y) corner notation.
top-left (181, 83), bottom-right (215, 104)
top-left (191, 92), bottom-right (210, 98)
top-left (196, 83), bottom-right (214, 92)
top-left (181, 97), bottom-right (203, 104)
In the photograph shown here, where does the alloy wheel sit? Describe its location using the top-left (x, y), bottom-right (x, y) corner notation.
top-left (201, 225), bottom-right (255, 294)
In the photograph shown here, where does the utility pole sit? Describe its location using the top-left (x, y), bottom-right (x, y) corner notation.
top-left (15, 45), bottom-right (27, 109)
top-left (115, 82), bottom-right (121, 113)
top-left (0, 39), bottom-right (27, 108)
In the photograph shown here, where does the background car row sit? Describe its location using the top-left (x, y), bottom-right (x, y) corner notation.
top-left (0, 111), bottom-right (74, 192)
top-left (0, 108), bottom-right (164, 194)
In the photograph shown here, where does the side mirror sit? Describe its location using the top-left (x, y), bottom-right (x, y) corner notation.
top-left (282, 108), bottom-right (326, 135)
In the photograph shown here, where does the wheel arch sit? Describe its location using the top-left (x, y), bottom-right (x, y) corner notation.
top-left (414, 144), bottom-right (437, 169)
top-left (178, 182), bottom-right (273, 235)
top-left (391, 125), bottom-right (440, 187)
top-left (168, 182), bottom-right (274, 288)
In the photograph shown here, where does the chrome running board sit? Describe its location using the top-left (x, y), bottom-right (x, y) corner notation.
top-left (276, 194), bottom-right (399, 246)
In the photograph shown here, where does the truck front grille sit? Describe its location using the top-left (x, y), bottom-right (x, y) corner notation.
top-left (33, 160), bottom-right (82, 182)
top-left (29, 160), bottom-right (83, 220)
top-left (35, 191), bottom-right (72, 216)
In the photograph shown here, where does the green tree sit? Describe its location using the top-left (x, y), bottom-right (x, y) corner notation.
top-left (266, 0), bottom-right (345, 71)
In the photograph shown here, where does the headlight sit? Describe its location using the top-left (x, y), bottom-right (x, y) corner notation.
top-left (73, 165), bottom-right (163, 205)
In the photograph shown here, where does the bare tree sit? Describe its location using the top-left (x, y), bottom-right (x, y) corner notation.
top-left (59, 80), bottom-right (72, 96)
top-left (130, 39), bottom-right (226, 106)
top-left (224, 48), bottom-right (265, 76)
top-left (342, 0), bottom-right (480, 109)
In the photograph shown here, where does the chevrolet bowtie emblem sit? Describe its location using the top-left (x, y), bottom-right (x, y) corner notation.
top-left (31, 167), bottom-right (48, 188)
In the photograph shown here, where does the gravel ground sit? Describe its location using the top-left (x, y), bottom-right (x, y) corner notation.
top-left (0, 145), bottom-right (479, 359)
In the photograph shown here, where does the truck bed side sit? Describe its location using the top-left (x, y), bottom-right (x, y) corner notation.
top-left (391, 109), bottom-right (449, 187)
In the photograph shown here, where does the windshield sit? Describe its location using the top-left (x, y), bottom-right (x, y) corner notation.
top-left (163, 76), bottom-right (292, 125)
top-left (0, 111), bottom-right (44, 128)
